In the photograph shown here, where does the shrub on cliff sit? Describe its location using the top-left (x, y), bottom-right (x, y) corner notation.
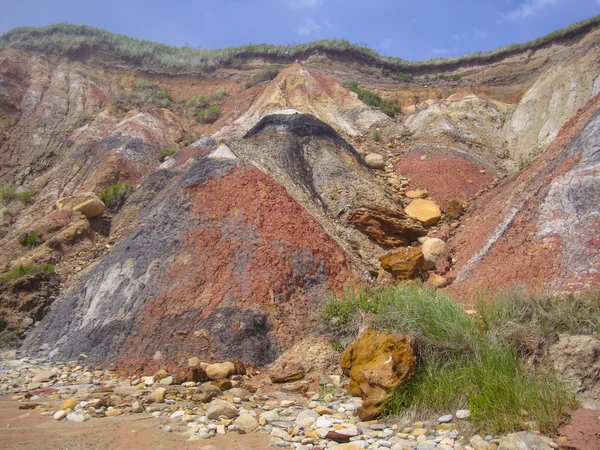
top-left (322, 285), bottom-right (578, 434)
top-left (348, 82), bottom-right (401, 117)
top-left (113, 81), bottom-right (172, 110)
top-left (197, 105), bottom-right (222, 124)
top-left (245, 66), bottom-right (279, 89)
top-left (99, 183), bottom-right (132, 212)
top-left (0, 184), bottom-right (34, 205)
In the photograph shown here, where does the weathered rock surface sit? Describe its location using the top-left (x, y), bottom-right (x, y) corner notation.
top-left (22, 154), bottom-right (353, 371)
top-left (380, 247), bottom-right (425, 280)
top-left (340, 329), bottom-right (416, 420)
top-left (347, 206), bottom-right (425, 248)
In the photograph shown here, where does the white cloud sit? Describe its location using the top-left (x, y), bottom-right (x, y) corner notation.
top-left (500, 0), bottom-right (563, 22)
top-left (296, 19), bottom-right (322, 36)
top-left (431, 48), bottom-right (450, 56)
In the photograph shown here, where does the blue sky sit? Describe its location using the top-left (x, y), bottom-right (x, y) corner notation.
top-left (1, 0), bottom-right (599, 60)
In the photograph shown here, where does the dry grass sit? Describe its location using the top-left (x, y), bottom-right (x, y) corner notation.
top-left (1, 16), bottom-right (598, 73)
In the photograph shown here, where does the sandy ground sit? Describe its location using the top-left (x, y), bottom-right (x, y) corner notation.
top-left (0, 396), bottom-right (272, 450)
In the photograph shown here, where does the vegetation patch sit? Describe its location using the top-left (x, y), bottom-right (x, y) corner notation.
top-left (0, 184), bottom-right (34, 205)
top-left (322, 285), bottom-right (580, 434)
top-left (197, 105), bottom-right (222, 124)
top-left (19, 232), bottom-right (41, 247)
top-left (0, 263), bottom-right (54, 284)
top-left (2, 17), bottom-right (598, 73)
top-left (245, 66), bottom-right (279, 89)
top-left (159, 147), bottom-right (178, 161)
top-left (99, 182), bottom-right (132, 211)
top-left (113, 80), bottom-right (172, 110)
top-left (372, 128), bottom-right (382, 142)
top-left (348, 82), bottom-right (401, 118)
top-left (186, 90), bottom-right (228, 109)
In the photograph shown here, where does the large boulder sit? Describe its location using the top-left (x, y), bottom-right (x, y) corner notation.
top-left (340, 329), bottom-right (416, 420)
top-left (380, 247), bottom-right (425, 280)
top-left (347, 206), bottom-right (426, 247)
top-left (422, 238), bottom-right (449, 269)
top-left (58, 193), bottom-right (106, 219)
top-left (404, 199), bottom-right (442, 226)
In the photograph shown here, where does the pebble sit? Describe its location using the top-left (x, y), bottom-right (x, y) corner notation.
top-left (0, 356), bottom-right (560, 450)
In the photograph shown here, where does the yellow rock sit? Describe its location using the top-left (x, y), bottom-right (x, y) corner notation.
top-left (61, 398), bottom-right (78, 411)
top-left (438, 423), bottom-right (457, 430)
top-left (413, 427), bottom-right (428, 436)
top-left (341, 329), bottom-right (416, 421)
top-left (105, 408), bottom-right (123, 417)
top-left (405, 189), bottom-right (428, 199)
top-left (424, 273), bottom-right (447, 289)
top-left (333, 423), bottom-right (344, 430)
top-left (380, 247), bottom-right (425, 280)
top-left (405, 199), bottom-right (442, 226)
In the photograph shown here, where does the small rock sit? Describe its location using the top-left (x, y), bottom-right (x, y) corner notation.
top-left (53, 410), bottom-right (67, 421)
top-left (159, 376), bottom-right (173, 385)
top-left (405, 199), bottom-right (442, 226)
top-left (60, 398), bottom-right (78, 411)
top-left (205, 399), bottom-right (238, 419)
top-left (233, 413), bottom-right (259, 432)
top-left (437, 414), bottom-right (453, 423)
top-left (456, 409), bottom-right (471, 419)
top-left (131, 401), bottom-right (144, 413)
top-left (152, 387), bottom-right (166, 403)
top-left (105, 408), bottom-right (123, 417)
top-left (365, 153), bottom-right (386, 170)
top-left (205, 362), bottom-right (235, 381)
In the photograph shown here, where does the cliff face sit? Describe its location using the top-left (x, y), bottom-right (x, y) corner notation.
top-left (1, 22), bottom-right (599, 367)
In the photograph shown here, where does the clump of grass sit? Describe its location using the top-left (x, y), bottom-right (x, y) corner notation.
top-left (477, 290), bottom-right (600, 354)
top-left (372, 128), bottom-right (381, 142)
top-left (435, 73), bottom-right (462, 81)
top-left (0, 184), bottom-right (34, 205)
top-left (348, 82), bottom-right (401, 117)
top-left (322, 284), bottom-right (577, 434)
top-left (99, 182), bottom-right (132, 211)
top-left (245, 66), bottom-right (279, 89)
top-left (186, 90), bottom-right (228, 109)
top-left (197, 105), bottom-right (221, 123)
top-left (0, 263), bottom-right (54, 284)
top-left (19, 232), bottom-right (41, 247)
top-left (113, 80), bottom-right (172, 110)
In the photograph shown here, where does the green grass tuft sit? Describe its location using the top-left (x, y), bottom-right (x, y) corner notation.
top-left (19, 232), bottom-right (41, 247)
top-left (348, 82), bottom-right (401, 117)
top-left (99, 182), bottom-right (132, 210)
top-left (197, 105), bottom-right (222, 123)
top-left (372, 128), bottom-right (381, 142)
top-left (0, 263), bottom-right (55, 284)
top-left (0, 184), bottom-right (34, 205)
top-left (322, 284), bottom-right (578, 434)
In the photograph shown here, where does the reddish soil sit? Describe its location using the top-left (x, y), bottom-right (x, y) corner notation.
top-left (115, 166), bottom-right (354, 373)
top-left (447, 93), bottom-right (600, 302)
top-left (393, 150), bottom-right (495, 209)
top-left (0, 396), bottom-right (270, 449)
top-left (560, 408), bottom-right (600, 450)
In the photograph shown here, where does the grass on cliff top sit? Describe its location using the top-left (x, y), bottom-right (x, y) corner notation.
top-left (1, 16), bottom-right (599, 72)
top-left (113, 80), bottom-right (172, 109)
top-left (0, 184), bottom-right (34, 205)
top-left (321, 285), bottom-right (595, 434)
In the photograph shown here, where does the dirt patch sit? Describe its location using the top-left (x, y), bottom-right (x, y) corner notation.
top-left (559, 408), bottom-right (600, 450)
top-left (394, 149), bottom-right (496, 209)
top-left (0, 396), bottom-right (270, 449)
